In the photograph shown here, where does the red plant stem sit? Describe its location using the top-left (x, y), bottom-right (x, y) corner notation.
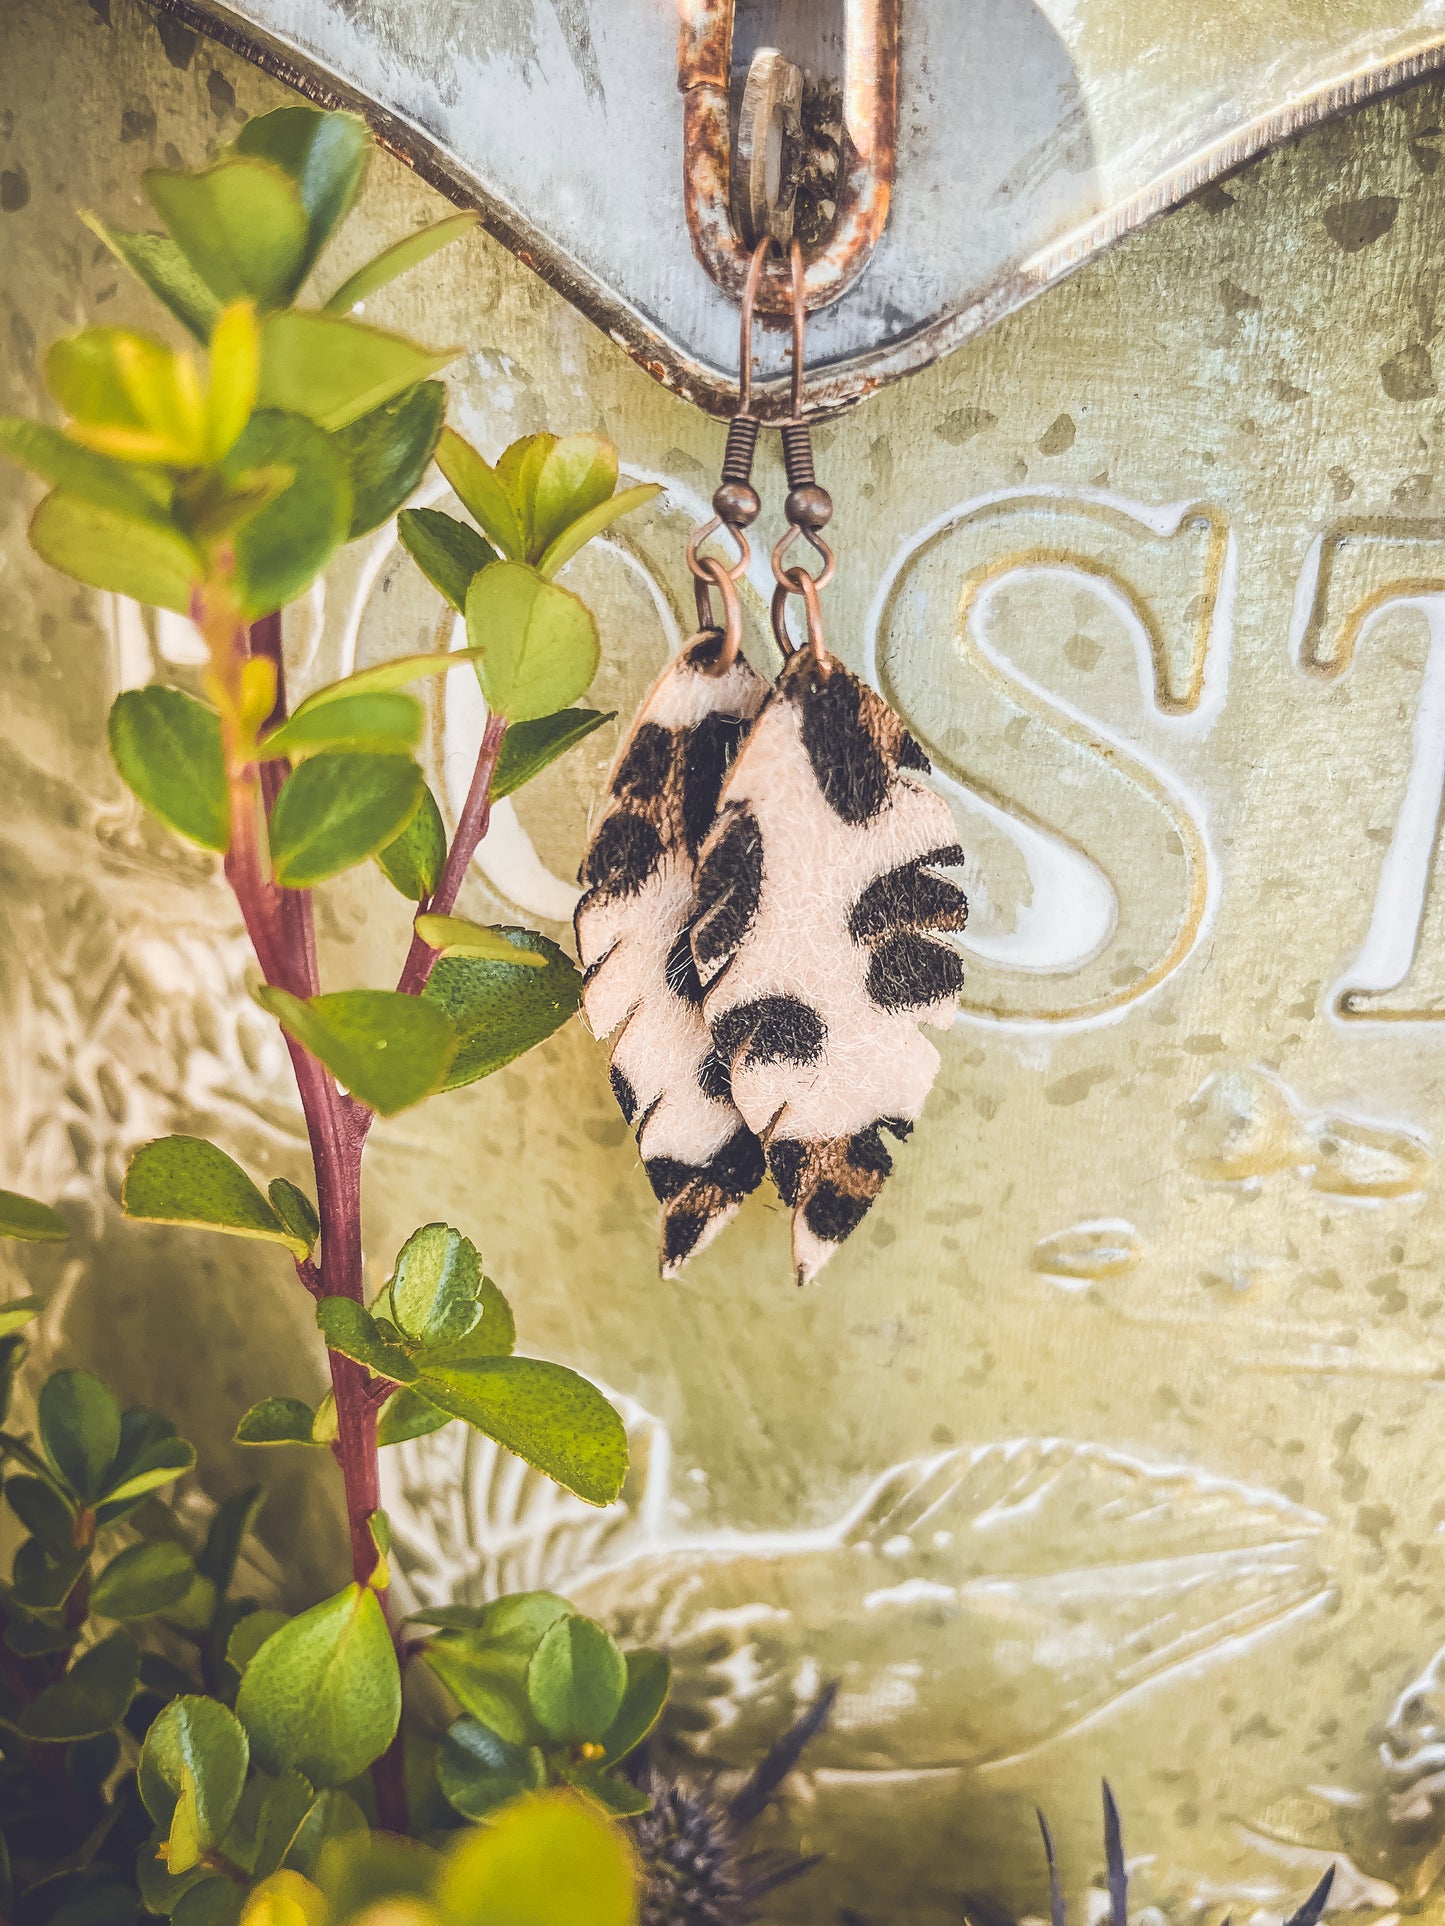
top-left (224, 619), bottom-right (508, 1834)
top-left (394, 711), bottom-right (508, 1001)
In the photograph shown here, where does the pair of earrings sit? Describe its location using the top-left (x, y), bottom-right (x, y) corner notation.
top-left (576, 245), bottom-right (969, 1286)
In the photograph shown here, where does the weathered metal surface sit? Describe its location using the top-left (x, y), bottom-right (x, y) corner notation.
top-left (126, 0), bottom-right (1445, 410)
top-left (14, 3), bottom-right (1445, 1922)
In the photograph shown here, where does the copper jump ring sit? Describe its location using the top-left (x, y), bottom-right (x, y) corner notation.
top-left (693, 553), bottom-right (745, 668)
top-left (770, 564), bottom-right (828, 671)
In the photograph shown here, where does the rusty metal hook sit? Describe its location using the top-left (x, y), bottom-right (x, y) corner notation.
top-left (678, 0), bottom-right (899, 330)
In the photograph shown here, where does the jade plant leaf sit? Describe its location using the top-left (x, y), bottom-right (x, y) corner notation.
top-left (436, 1717), bottom-right (545, 1820)
top-left (123, 1136), bottom-right (311, 1257)
top-left (525, 1613), bottom-right (627, 1744)
top-left (375, 1387), bottom-right (451, 1448)
top-left (91, 1540), bottom-right (195, 1620)
top-left (435, 429), bottom-right (525, 560)
top-left (414, 916), bottom-right (546, 966)
top-left (490, 708), bottom-right (612, 801)
top-left (600, 1647), bottom-right (671, 1764)
top-left (529, 435), bottom-right (618, 559)
top-left (536, 483), bottom-right (662, 579)
top-left (387, 1223), bottom-right (482, 1347)
top-left (139, 1695), bottom-right (251, 1852)
top-left (20, 1631), bottom-right (139, 1742)
top-left (259, 691), bottom-right (422, 762)
top-left (144, 157), bottom-right (311, 309)
top-left (30, 492), bottom-right (197, 613)
top-left (80, 214), bottom-right (222, 341)
top-left (422, 932), bottom-right (581, 1090)
top-left (315, 1300), bottom-right (417, 1384)
top-left (235, 1583), bottom-right (401, 1787)
top-left (267, 1179), bottom-right (319, 1255)
top-left (268, 752), bottom-right (423, 888)
top-left (0, 1189), bottom-right (68, 1242)
top-left (375, 784), bottom-right (446, 901)
top-left (254, 987), bottom-right (457, 1116)
top-left (38, 1369), bottom-right (121, 1499)
top-left (235, 1399), bottom-right (319, 1447)
top-left (398, 505), bottom-right (498, 612)
top-left (109, 687), bottom-right (229, 852)
top-left (412, 1358), bottom-right (627, 1507)
top-left (225, 409), bottom-right (351, 619)
top-left (436, 1791), bottom-right (638, 1926)
top-left (323, 212), bottom-right (479, 314)
top-left (233, 106), bottom-right (369, 282)
top-left (258, 312), bottom-right (458, 433)
top-left (334, 381), bottom-right (447, 539)
top-left (0, 418), bottom-right (174, 521)
top-left (466, 561), bottom-right (599, 724)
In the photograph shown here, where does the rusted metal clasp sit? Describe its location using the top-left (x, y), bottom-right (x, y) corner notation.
top-left (678, 0), bottom-right (899, 319)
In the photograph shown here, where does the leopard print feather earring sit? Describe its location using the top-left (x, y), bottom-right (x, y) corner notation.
top-left (579, 239), bottom-right (967, 1283)
top-left (691, 247), bottom-right (968, 1285)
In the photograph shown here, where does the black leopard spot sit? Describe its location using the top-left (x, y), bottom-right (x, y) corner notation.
top-left (580, 811), bottom-right (664, 897)
top-left (696, 1049), bottom-right (733, 1103)
top-left (691, 806), bottom-right (763, 968)
top-left (664, 927), bottom-right (705, 1006)
top-left (711, 1127), bottom-right (767, 1198)
top-left (849, 856), bottom-right (969, 942)
top-left (898, 731), bottom-right (932, 772)
top-left (866, 933), bottom-right (965, 1010)
top-left (804, 1181), bottom-right (874, 1244)
top-left (766, 1137), bottom-right (807, 1206)
top-left (681, 710), bottom-right (747, 859)
top-left (845, 1125), bottom-right (894, 1178)
top-left (612, 722), bottom-right (672, 802)
top-left (609, 1065), bottom-right (637, 1124)
top-left (795, 667), bottom-right (890, 824)
top-left (643, 1155), bottom-right (692, 1202)
top-left (713, 995), bottom-right (825, 1069)
top-left (663, 1208), bottom-right (707, 1267)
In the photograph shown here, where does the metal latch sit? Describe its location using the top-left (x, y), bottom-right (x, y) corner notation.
top-left (677, 0), bottom-right (899, 317)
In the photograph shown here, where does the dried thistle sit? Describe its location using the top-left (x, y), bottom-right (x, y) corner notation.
top-left (632, 1683), bottom-right (836, 1925)
top-left (964, 1783), bottom-right (1337, 1926)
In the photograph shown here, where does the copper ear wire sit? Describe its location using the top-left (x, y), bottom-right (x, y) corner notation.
top-left (688, 236), bottom-right (834, 675)
top-left (769, 239), bottom-right (834, 672)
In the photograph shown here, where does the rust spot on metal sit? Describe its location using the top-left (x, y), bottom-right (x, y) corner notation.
top-left (677, 0), bottom-right (898, 330)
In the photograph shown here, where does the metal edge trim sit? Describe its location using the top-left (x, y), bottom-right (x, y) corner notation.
top-left (140, 0), bottom-right (1445, 417)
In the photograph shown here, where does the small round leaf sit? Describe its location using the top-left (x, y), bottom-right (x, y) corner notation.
top-left (525, 1614), bottom-right (627, 1744)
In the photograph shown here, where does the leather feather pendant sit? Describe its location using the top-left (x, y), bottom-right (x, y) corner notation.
top-left (690, 651), bottom-right (968, 1285)
top-left (575, 633), bottom-right (769, 1276)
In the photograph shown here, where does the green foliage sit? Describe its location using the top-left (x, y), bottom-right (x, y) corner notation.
top-left (491, 707), bottom-right (613, 800)
top-left (259, 690), bottom-right (422, 762)
top-left (254, 987), bottom-right (457, 1116)
top-left (423, 933), bottom-right (582, 1090)
top-left (419, 1592), bottom-right (662, 1827)
top-left (375, 783), bottom-right (446, 900)
top-left (398, 505), bottom-right (498, 612)
top-left (234, 1399), bottom-right (318, 1447)
top-left (123, 1137), bottom-right (313, 1257)
top-left (268, 751), bottom-right (424, 887)
top-left (266, 1180), bottom-right (319, 1256)
top-left (235, 1584), bottom-right (400, 1786)
top-left (323, 212), bottom-right (479, 315)
top-left (109, 688), bottom-right (229, 852)
top-left (414, 916), bottom-right (546, 966)
top-left (0, 1188), bottom-right (67, 1242)
top-left (333, 382), bottom-right (446, 538)
top-left (386, 1223), bottom-right (484, 1346)
top-left (467, 562), bottom-right (599, 724)
top-left (0, 98), bottom-right (677, 1923)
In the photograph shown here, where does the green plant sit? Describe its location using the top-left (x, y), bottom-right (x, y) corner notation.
top-left (0, 98), bottom-right (667, 1914)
